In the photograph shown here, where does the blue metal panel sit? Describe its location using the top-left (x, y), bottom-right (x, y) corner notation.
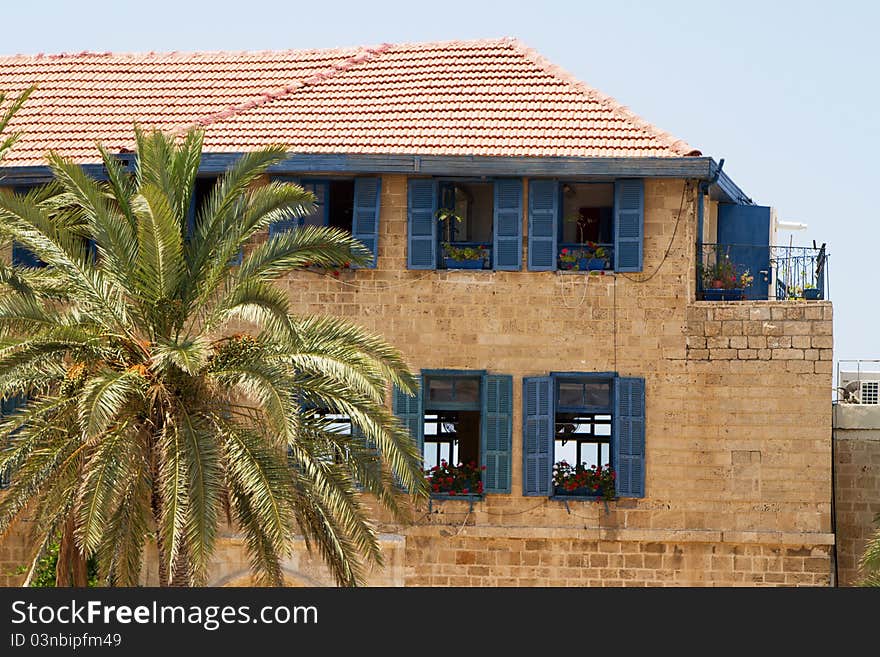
top-left (482, 374), bottom-right (512, 493)
top-left (614, 179), bottom-right (644, 272)
top-left (522, 377), bottom-right (553, 496)
top-left (493, 179), bottom-right (523, 271)
top-left (614, 377), bottom-right (645, 498)
top-left (717, 204), bottom-right (771, 300)
top-left (352, 177), bottom-right (381, 268)
top-left (407, 179), bottom-right (438, 269)
top-left (527, 180), bottom-right (558, 271)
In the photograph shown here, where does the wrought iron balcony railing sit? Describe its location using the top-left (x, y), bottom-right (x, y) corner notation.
top-left (697, 242), bottom-right (829, 301)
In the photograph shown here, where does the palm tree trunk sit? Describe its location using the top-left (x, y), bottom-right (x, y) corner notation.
top-left (55, 514), bottom-right (88, 587)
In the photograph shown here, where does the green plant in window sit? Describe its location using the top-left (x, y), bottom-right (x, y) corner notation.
top-left (442, 243), bottom-right (487, 262)
top-left (435, 207), bottom-right (463, 242)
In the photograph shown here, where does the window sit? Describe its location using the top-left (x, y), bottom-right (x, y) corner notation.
top-left (407, 178), bottom-right (522, 271)
top-left (392, 372), bottom-right (513, 496)
top-left (559, 183), bottom-right (613, 271)
top-left (269, 177), bottom-right (381, 268)
top-left (527, 179), bottom-right (644, 273)
top-left (523, 373), bottom-right (645, 498)
top-left (438, 182), bottom-right (493, 270)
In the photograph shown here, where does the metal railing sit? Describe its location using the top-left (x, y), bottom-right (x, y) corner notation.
top-left (835, 360), bottom-right (880, 404)
top-left (697, 242), bottom-right (829, 301)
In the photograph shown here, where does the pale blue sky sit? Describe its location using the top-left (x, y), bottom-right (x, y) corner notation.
top-left (2, 0), bottom-right (877, 368)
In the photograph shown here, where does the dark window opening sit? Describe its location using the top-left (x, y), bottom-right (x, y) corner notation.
top-left (328, 180), bottom-right (355, 232)
top-left (438, 182), bottom-right (493, 269)
top-left (559, 182), bottom-right (614, 271)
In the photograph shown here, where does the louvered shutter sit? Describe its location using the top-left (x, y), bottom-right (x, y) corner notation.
top-left (614, 179), bottom-right (644, 272)
top-left (482, 375), bottom-right (513, 493)
top-left (352, 177), bottom-right (381, 268)
top-left (614, 377), bottom-right (646, 497)
top-left (392, 381), bottom-right (424, 489)
top-left (493, 179), bottom-right (522, 270)
top-left (0, 395), bottom-right (26, 489)
top-left (407, 179), bottom-right (438, 269)
top-left (522, 377), bottom-right (553, 496)
top-left (528, 180), bottom-right (558, 271)
top-left (268, 176), bottom-right (302, 237)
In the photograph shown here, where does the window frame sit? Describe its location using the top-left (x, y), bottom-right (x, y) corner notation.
top-left (557, 181), bottom-right (615, 272)
top-left (435, 178), bottom-right (495, 271)
top-left (550, 372), bottom-right (616, 500)
top-left (422, 368), bottom-right (487, 499)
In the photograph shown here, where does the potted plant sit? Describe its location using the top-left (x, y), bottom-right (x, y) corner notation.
top-left (699, 252), bottom-right (754, 301)
top-left (586, 242), bottom-right (608, 270)
top-left (443, 243), bottom-right (487, 269)
top-left (802, 284), bottom-right (821, 300)
top-left (425, 460), bottom-right (485, 496)
top-left (552, 461), bottom-right (616, 501)
top-left (559, 244), bottom-right (609, 271)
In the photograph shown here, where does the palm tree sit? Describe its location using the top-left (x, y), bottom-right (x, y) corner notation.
top-left (0, 86), bottom-right (34, 165)
top-left (0, 126), bottom-right (426, 586)
top-left (860, 525), bottom-right (880, 586)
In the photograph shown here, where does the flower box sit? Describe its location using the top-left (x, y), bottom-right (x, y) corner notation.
top-left (702, 288), bottom-right (744, 301)
top-left (587, 258), bottom-right (606, 271)
top-left (554, 485), bottom-right (603, 497)
top-left (803, 288), bottom-right (821, 300)
top-left (444, 257), bottom-right (484, 270)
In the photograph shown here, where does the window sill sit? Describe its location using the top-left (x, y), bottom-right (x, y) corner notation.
top-left (555, 270), bottom-right (613, 276)
top-left (430, 493), bottom-right (484, 501)
top-left (550, 495), bottom-right (616, 502)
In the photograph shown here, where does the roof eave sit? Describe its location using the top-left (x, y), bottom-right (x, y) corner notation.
top-left (0, 153), bottom-right (751, 203)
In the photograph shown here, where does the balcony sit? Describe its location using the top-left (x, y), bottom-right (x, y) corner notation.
top-left (697, 242), bottom-right (829, 301)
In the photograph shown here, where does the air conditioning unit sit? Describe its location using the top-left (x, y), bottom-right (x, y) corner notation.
top-left (839, 371), bottom-right (880, 404)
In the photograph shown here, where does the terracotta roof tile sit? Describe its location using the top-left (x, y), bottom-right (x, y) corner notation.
top-left (0, 38), bottom-right (701, 167)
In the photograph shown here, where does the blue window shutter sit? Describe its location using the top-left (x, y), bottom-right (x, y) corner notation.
top-left (522, 377), bottom-right (553, 496)
top-left (392, 380), bottom-right (424, 487)
top-left (11, 187), bottom-right (44, 268)
top-left (527, 180), bottom-right (558, 271)
top-left (300, 182), bottom-right (328, 228)
top-left (614, 179), bottom-right (644, 272)
top-left (407, 179), bottom-right (438, 269)
top-left (482, 374), bottom-right (513, 493)
top-left (0, 395), bottom-right (26, 489)
top-left (493, 179), bottom-right (522, 270)
top-left (614, 377), bottom-right (646, 497)
top-left (268, 176), bottom-right (302, 238)
top-left (352, 177), bottom-right (381, 268)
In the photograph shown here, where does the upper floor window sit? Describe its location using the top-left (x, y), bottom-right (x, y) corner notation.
top-left (559, 183), bottom-right (614, 271)
top-left (438, 182), bottom-right (494, 270)
top-left (392, 371), bottom-right (513, 497)
top-left (407, 178), bottom-right (522, 272)
top-left (270, 176), bottom-right (381, 268)
top-left (523, 373), bottom-right (645, 499)
top-left (528, 179), bottom-right (644, 273)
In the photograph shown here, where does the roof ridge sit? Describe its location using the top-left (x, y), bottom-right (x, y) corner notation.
top-left (0, 37), bottom-right (515, 62)
top-left (160, 43), bottom-right (394, 138)
top-left (507, 39), bottom-right (701, 157)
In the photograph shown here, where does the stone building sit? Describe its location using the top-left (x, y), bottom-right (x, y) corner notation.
top-left (0, 38), bottom-right (836, 586)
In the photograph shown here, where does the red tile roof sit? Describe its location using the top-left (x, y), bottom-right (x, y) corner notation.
top-left (0, 38), bottom-right (701, 167)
